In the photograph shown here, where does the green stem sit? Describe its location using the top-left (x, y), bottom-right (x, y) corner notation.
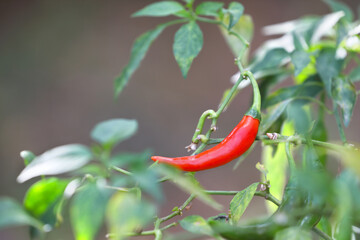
top-left (191, 110), bottom-right (217, 143)
top-left (311, 227), bottom-right (332, 240)
top-left (111, 166), bottom-right (133, 176)
top-left (205, 190), bottom-right (281, 206)
top-left (285, 142), bottom-right (296, 170)
top-left (333, 102), bottom-right (348, 145)
top-left (160, 194), bottom-right (196, 223)
top-left (241, 71), bottom-right (262, 120)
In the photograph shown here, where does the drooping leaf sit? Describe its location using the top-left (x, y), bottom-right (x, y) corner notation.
top-left (260, 99), bottom-right (292, 134)
top-left (229, 183), bottom-right (259, 224)
top-left (323, 0), bottom-right (353, 22)
top-left (70, 181), bottom-right (110, 240)
top-left (219, 14), bottom-right (254, 61)
top-left (195, 2), bottom-right (223, 17)
top-left (24, 178), bottom-right (69, 227)
top-left (180, 215), bottom-right (214, 236)
top-left (291, 50), bottom-right (311, 76)
top-left (316, 47), bottom-right (344, 96)
top-left (173, 21), bottom-right (203, 78)
top-left (227, 2), bottom-right (244, 30)
top-left (332, 77), bottom-right (357, 127)
top-left (0, 197), bottom-right (43, 230)
top-left (115, 21), bottom-right (174, 96)
top-left (274, 227), bottom-right (312, 240)
top-left (106, 192), bottom-right (156, 239)
top-left (132, 1), bottom-right (184, 17)
top-left (155, 165), bottom-right (222, 210)
top-left (91, 119), bottom-right (138, 148)
top-left (17, 144), bottom-right (92, 183)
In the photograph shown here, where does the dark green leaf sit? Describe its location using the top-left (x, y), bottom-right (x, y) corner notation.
top-left (155, 165), bottom-right (222, 210)
top-left (316, 48), bottom-right (344, 96)
top-left (229, 183), bottom-right (259, 224)
top-left (260, 99), bottom-right (291, 134)
top-left (115, 22), bottom-right (172, 96)
top-left (132, 1), bottom-right (184, 17)
top-left (250, 48), bottom-right (289, 73)
top-left (349, 66), bottom-right (360, 82)
top-left (24, 178), bottom-right (69, 227)
top-left (323, 0), bottom-right (353, 22)
top-left (91, 119), bottom-right (138, 147)
top-left (173, 22), bottom-right (203, 78)
top-left (274, 227), bottom-right (311, 240)
top-left (20, 150), bottom-right (36, 166)
top-left (287, 101), bottom-right (311, 134)
top-left (265, 75), bottom-right (323, 108)
top-left (0, 197), bottom-right (43, 230)
top-left (180, 215), bottom-right (214, 236)
top-left (227, 2), bottom-right (244, 30)
top-left (132, 168), bottom-right (163, 202)
top-left (70, 181), bottom-right (110, 240)
top-left (332, 77), bottom-right (357, 126)
top-left (219, 15), bottom-right (253, 61)
top-left (17, 144), bottom-right (92, 183)
top-left (195, 2), bottom-right (223, 17)
top-left (106, 192), bottom-right (156, 238)
top-left (291, 50), bottom-right (311, 76)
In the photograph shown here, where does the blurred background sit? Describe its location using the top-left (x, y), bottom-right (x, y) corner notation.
top-left (0, 0), bottom-right (359, 239)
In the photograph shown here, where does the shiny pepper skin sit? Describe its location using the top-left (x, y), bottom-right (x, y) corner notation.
top-left (151, 115), bottom-right (260, 171)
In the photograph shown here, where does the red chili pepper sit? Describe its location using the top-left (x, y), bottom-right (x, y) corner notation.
top-left (151, 71), bottom-right (261, 171)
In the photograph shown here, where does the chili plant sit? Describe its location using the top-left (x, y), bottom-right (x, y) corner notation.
top-left (1, 0), bottom-right (360, 240)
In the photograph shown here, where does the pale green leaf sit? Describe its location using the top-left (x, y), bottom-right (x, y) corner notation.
top-left (24, 178), bottom-right (69, 227)
top-left (311, 11), bottom-right (344, 43)
top-left (173, 22), bottom-right (203, 78)
top-left (91, 119), bottom-right (138, 147)
top-left (70, 181), bottom-right (110, 240)
top-left (227, 2), bottom-right (244, 30)
top-left (274, 227), bottom-right (312, 240)
top-left (229, 182), bottom-right (259, 224)
top-left (17, 144), bottom-right (92, 183)
top-left (132, 1), bottom-right (184, 17)
top-left (180, 215), bottom-right (214, 236)
top-left (195, 2), bottom-right (223, 17)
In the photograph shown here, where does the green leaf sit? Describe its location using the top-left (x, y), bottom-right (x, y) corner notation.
top-left (70, 181), bottom-right (110, 240)
top-left (250, 48), bottom-right (289, 73)
top-left (227, 2), bottom-right (244, 30)
top-left (24, 178), bottom-right (69, 227)
top-left (316, 47), bottom-right (344, 96)
top-left (287, 101), bottom-right (311, 134)
top-left (229, 183), bottom-right (259, 224)
top-left (114, 22), bottom-right (172, 97)
top-left (332, 77), bottom-right (357, 127)
top-left (132, 168), bottom-right (163, 202)
top-left (349, 66), bottom-right (360, 82)
top-left (173, 21), bottom-right (203, 78)
top-left (323, 0), bottom-right (353, 22)
top-left (180, 215), bottom-right (214, 236)
top-left (195, 2), bottom-right (223, 17)
top-left (132, 1), bottom-right (184, 17)
top-left (106, 192), bottom-right (156, 238)
top-left (0, 197), bottom-right (43, 230)
top-left (291, 50), bottom-right (311, 76)
top-left (91, 119), bottom-right (138, 147)
top-left (17, 144), bottom-right (92, 183)
top-left (155, 165), bottom-right (222, 210)
top-left (317, 217), bottom-right (332, 237)
top-left (262, 121), bottom-right (294, 213)
top-left (110, 149), bottom-right (152, 170)
top-left (274, 227), bottom-right (312, 240)
top-left (260, 99), bottom-right (291, 134)
top-left (219, 14), bottom-right (253, 61)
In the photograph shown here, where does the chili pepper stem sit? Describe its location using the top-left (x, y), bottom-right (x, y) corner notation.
top-left (242, 71), bottom-right (261, 120)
